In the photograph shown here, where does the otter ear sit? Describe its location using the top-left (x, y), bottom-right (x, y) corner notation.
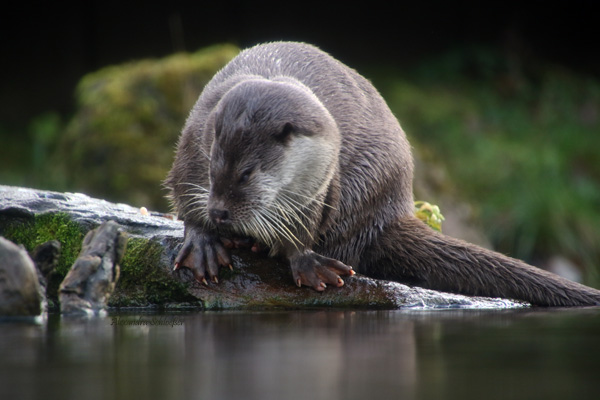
top-left (273, 122), bottom-right (296, 143)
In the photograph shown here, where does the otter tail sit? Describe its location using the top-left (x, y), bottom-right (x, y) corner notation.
top-left (368, 216), bottom-right (600, 307)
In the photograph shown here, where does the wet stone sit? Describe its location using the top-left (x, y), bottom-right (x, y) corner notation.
top-left (0, 185), bottom-right (527, 311)
top-left (0, 237), bottom-right (44, 317)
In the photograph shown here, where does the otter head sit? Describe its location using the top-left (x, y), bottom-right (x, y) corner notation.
top-left (205, 77), bottom-right (340, 247)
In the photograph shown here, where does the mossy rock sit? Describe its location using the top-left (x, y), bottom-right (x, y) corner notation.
top-left (110, 237), bottom-right (198, 308)
top-left (0, 211), bottom-right (85, 308)
top-left (0, 214), bottom-right (194, 309)
top-left (0, 186), bottom-right (192, 309)
top-left (1, 212), bottom-right (84, 276)
top-left (1, 186), bottom-right (525, 311)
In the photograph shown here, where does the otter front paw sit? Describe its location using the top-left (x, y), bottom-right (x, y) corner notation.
top-left (289, 251), bottom-right (355, 292)
top-left (174, 228), bottom-right (232, 285)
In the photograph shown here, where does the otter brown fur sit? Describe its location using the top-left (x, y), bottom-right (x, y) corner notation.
top-left (166, 41), bottom-right (600, 307)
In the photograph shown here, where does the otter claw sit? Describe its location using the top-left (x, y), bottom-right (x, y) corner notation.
top-left (174, 227), bottom-right (233, 285)
top-left (290, 251), bottom-right (354, 291)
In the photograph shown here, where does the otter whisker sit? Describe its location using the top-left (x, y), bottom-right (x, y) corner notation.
top-left (273, 202), bottom-right (294, 225)
top-left (249, 209), bottom-right (278, 247)
top-left (183, 205), bottom-right (207, 218)
top-left (274, 195), bottom-right (314, 240)
top-left (181, 207), bottom-right (208, 222)
top-left (250, 186), bottom-right (306, 246)
top-left (179, 191), bottom-right (209, 202)
top-left (277, 192), bottom-right (310, 219)
top-left (280, 188), bottom-right (335, 210)
top-left (185, 201), bottom-right (208, 214)
top-left (180, 195), bottom-right (208, 216)
top-left (178, 194), bottom-right (207, 201)
top-left (260, 207), bottom-right (303, 249)
top-left (198, 146), bottom-right (211, 162)
top-left (256, 211), bottom-right (289, 245)
top-left (243, 212), bottom-right (260, 241)
top-left (178, 182), bottom-right (210, 193)
top-left (174, 182), bottom-right (210, 221)
top-left (270, 216), bottom-right (302, 246)
top-left (179, 194), bottom-right (209, 206)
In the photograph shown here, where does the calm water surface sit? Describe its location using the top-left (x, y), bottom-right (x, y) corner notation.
top-left (1, 308), bottom-right (599, 400)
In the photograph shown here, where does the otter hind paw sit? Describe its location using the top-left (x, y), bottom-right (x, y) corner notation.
top-left (174, 229), bottom-right (232, 285)
top-left (290, 251), bottom-right (355, 292)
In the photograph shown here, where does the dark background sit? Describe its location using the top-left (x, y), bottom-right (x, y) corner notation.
top-left (2, 1), bottom-right (598, 130)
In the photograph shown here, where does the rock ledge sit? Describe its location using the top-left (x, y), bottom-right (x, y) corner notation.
top-left (0, 185), bottom-right (527, 311)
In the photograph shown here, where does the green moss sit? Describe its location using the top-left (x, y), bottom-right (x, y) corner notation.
top-left (1, 212), bottom-right (85, 308)
top-left (111, 237), bottom-right (197, 307)
top-left (1, 213), bottom-right (197, 308)
top-left (1, 212), bottom-right (84, 276)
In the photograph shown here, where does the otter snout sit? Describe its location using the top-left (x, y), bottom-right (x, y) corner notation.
top-left (207, 192), bottom-right (231, 225)
top-left (209, 207), bottom-right (230, 225)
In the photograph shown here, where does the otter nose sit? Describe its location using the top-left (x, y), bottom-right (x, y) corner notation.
top-left (209, 208), bottom-right (230, 225)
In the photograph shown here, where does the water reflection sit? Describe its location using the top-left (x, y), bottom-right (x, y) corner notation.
top-left (180, 311), bottom-right (418, 400)
top-left (1, 308), bottom-right (599, 400)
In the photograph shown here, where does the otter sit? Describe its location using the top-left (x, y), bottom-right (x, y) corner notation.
top-left (165, 41), bottom-right (600, 307)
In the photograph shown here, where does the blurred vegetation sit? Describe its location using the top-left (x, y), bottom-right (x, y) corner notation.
top-left (51, 44), bottom-right (237, 210)
top-left (374, 46), bottom-right (600, 286)
top-left (1, 43), bottom-right (598, 286)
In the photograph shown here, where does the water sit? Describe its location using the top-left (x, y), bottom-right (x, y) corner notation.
top-left (1, 308), bottom-right (599, 400)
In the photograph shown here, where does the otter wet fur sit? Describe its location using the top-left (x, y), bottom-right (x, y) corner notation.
top-left (166, 41), bottom-right (600, 307)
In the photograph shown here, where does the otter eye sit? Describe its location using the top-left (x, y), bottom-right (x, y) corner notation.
top-left (238, 168), bottom-right (253, 184)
